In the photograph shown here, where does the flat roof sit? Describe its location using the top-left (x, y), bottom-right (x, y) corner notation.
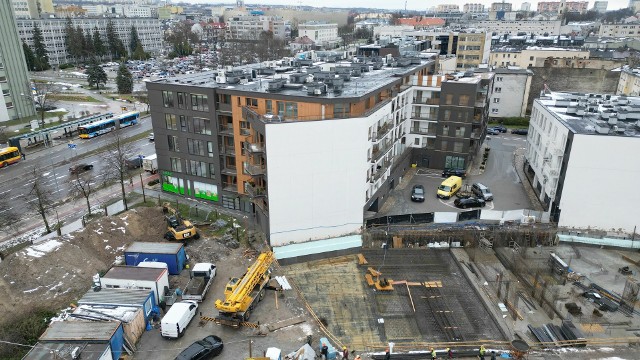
top-left (125, 241), bottom-right (183, 254)
top-left (24, 342), bottom-right (110, 360)
top-left (78, 288), bottom-right (153, 306)
top-left (40, 321), bottom-right (120, 342)
top-left (151, 58), bottom-right (433, 99)
top-left (103, 266), bottom-right (165, 281)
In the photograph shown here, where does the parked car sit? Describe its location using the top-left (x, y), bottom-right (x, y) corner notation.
top-left (175, 335), bottom-right (224, 360)
top-left (125, 157), bottom-right (143, 169)
top-left (454, 197), bottom-right (486, 209)
top-left (69, 163), bottom-right (93, 174)
top-left (148, 132), bottom-right (155, 141)
top-left (442, 168), bottom-right (467, 178)
top-left (492, 125), bottom-right (507, 133)
top-left (471, 183), bottom-right (494, 201)
top-left (511, 128), bottom-right (528, 135)
top-left (411, 185), bottom-right (425, 202)
top-left (487, 128), bottom-right (499, 135)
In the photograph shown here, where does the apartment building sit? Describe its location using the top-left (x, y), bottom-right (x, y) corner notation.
top-left (490, 2), bottom-right (513, 11)
top-left (488, 68), bottom-right (533, 119)
top-left (226, 15), bottom-right (286, 40)
top-left (616, 66), bottom-right (640, 96)
top-left (474, 20), bottom-right (562, 35)
top-left (297, 22), bottom-right (338, 48)
top-left (83, 4), bottom-right (158, 18)
top-left (0, 0), bottom-right (36, 122)
top-left (15, 18), bottom-right (163, 66)
top-left (11, 0), bottom-right (53, 19)
top-left (537, 1), bottom-right (589, 14)
top-left (525, 92), bottom-right (640, 234)
top-left (598, 23), bottom-right (640, 38)
top-left (145, 57), bottom-right (491, 258)
top-left (489, 47), bottom-right (589, 68)
top-left (456, 31), bottom-right (491, 69)
top-left (521, 2), bottom-right (532, 11)
top-left (593, 1), bottom-right (608, 12)
top-left (436, 4), bottom-right (460, 12)
top-left (463, 4), bottom-right (485, 13)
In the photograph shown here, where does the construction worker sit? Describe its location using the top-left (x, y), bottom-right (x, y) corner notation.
top-left (446, 347), bottom-right (453, 359)
top-left (342, 346), bottom-right (349, 360)
top-left (384, 347), bottom-right (391, 360)
top-left (321, 343), bottom-right (329, 360)
top-left (430, 347), bottom-right (436, 360)
top-left (479, 345), bottom-right (486, 360)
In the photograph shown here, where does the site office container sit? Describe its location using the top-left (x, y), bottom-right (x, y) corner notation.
top-left (124, 242), bottom-right (187, 275)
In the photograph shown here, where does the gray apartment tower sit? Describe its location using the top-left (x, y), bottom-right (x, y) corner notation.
top-left (0, 0), bottom-right (36, 122)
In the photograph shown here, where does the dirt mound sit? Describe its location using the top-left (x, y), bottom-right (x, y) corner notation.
top-left (0, 207), bottom-right (168, 325)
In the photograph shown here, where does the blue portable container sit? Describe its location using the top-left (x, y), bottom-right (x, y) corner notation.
top-left (124, 242), bottom-right (187, 275)
top-left (318, 337), bottom-right (337, 360)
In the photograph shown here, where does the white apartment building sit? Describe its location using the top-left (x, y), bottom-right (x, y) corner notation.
top-left (16, 18), bottom-right (163, 66)
top-left (490, 47), bottom-right (590, 68)
top-left (593, 1), bottom-right (608, 12)
top-left (616, 66), bottom-right (640, 96)
top-left (474, 20), bottom-right (562, 35)
top-left (298, 22), bottom-right (338, 47)
top-left (83, 4), bottom-right (157, 18)
top-left (489, 68), bottom-right (533, 118)
top-left (525, 92), bottom-right (640, 234)
top-left (598, 23), bottom-right (640, 38)
top-left (226, 15), bottom-right (286, 40)
top-left (437, 4), bottom-right (460, 12)
top-left (521, 2), bottom-right (532, 11)
top-left (11, 0), bottom-right (37, 19)
top-left (463, 3), bottom-right (486, 13)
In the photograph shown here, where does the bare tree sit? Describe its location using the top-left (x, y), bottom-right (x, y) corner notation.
top-left (29, 82), bottom-right (60, 128)
top-left (0, 198), bottom-right (18, 233)
top-left (24, 166), bottom-right (56, 234)
top-left (69, 169), bottom-right (100, 216)
top-left (101, 130), bottom-right (136, 211)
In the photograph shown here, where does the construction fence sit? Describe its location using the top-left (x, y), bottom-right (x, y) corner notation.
top-left (365, 208), bottom-right (549, 228)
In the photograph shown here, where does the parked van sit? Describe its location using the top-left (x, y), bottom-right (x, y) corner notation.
top-left (437, 176), bottom-right (462, 199)
top-left (161, 300), bottom-right (198, 339)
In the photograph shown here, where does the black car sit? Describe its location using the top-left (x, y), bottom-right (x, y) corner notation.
top-left (442, 168), bottom-right (467, 178)
top-left (454, 197), bottom-right (486, 209)
top-left (69, 163), bottom-right (94, 174)
top-left (175, 335), bottom-right (224, 360)
top-left (511, 128), bottom-right (528, 135)
top-left (492, 125), bottom-right (507, 133)
top-left (411, 185), bottom-right (425, 202)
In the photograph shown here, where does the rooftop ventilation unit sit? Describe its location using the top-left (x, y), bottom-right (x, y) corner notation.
top-left (289, 73), bottom-right (309, 84)
top-left (306, 82), bottom-right (327, 96)
top-left (257, 68), bottom-right (276, 75)
top-left (267, 79), bottom-right (286, 92)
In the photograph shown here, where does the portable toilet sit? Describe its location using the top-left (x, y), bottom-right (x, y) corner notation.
top-left (265, 347), bottom-right (282, 360)
top-left (318, 338), bottom-right (337, 360)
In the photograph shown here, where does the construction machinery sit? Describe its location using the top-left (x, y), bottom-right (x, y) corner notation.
top-left (214, 251), bottom-right (274, 327)
top-left (162, 203), bottom-right (200, 241)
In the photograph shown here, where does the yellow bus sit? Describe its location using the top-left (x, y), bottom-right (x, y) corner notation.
top-left (0, 147), bottom-right (21, 168)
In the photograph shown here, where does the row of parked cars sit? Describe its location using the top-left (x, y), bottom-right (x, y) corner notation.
top-left (487, 125), bottom-right (528, 135)
top-left (411, 170), bottom-right (494, 209)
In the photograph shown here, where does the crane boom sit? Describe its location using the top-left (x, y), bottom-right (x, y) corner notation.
top-left (215, 251), bottom-right (274, 313)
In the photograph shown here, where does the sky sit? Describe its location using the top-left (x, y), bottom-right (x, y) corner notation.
top-left (188, 1), bottom-right (631, 11)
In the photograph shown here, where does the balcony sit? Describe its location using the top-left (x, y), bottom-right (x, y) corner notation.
top-left (475, 95), bottom-right (487, 107)
top-left (374, 122), bottom-right (394, 141)
top-left (413, 97), bottom-right (440, 105)
top-left (239, 127), bottom-right (251, 136)
top-left (219, 146), bottom-right (235, 156)
top-left (373, 162), bottom-right (388, 181)
top-left (245, 183), bottom-right (267, 198)
top-left (371, 140), bottom-right (392, 162)
top-left (411, 126), bottom-right (436, 136)
top-left (221, 165), bottom-right (237, 176)
top-left (245, 139), bottom-right (265, 153)
top-left (223, 182), bottom-right (238, 192)
top-left (219, 125), bottom-right (234, 136)
top-left (245, 163), bottom-right (266, 176)
top-left (470, 130), bottom-right (482, 139)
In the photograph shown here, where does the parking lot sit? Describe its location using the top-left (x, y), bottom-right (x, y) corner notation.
top-left (378, 133), bottom-right (532, 216)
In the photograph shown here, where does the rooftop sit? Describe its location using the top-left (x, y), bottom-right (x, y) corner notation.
top-left (40, 321), bottom-right (121, 342)
top-left (23, 342), bottom-right (111, 360)
top-left (537, 91), bottom-right (640, 137)
top-left (102, 265), bottom-right (166, 281)
top-left (78, 288), bottom-right (154, 306)
top-left (152, 57), bottom-right (433, 99)
top-left (125, 241), bottom-right (183, 254)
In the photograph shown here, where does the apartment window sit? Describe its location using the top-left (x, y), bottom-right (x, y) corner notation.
top-left (455, 126), bottom-right (464, 137)
top-left (187, 139), bottom-right (206, 156)
top-left (529, 56), bottom-right (534, 61)
top-left (2, 89), bottom-right (9, 96)
top-left (445, 94), bottom-right (454, 105)
top-left (459, 95), bottom-right (470, 106)
top-left (162, 91), bottom-right (174, 107)
top-left (245, 98), bottom-right (258, 107)
top-left (414, 138), bottom-right (420, 145)
top-left (165, 114), bottom-right (177, 130)
top-left (193, 117), bottom-right (211, 135)
top-left (442, 125), bottom-right (449, 135)
top-left (177, 92), bottom-right (186, 109)
top-left (493, 98), bottom-right (500, 103)
top-left (494, 87), bottom-right (502, 93)
top-left (0, 76), bottom-right (6, 83)
top-left (219, 94), bottom-right (231, 104)
top-left (440, 140), bottom-right (448, 151)
top-left (209, 163), bottom-right (217, 179)
top-left (266, 100), bottom-right (272, 113)
top-left (453, 142), bottom-right (464, 152)
top-left (179, 116), bottom-right (188, 132)
top-left (188, 160), bottom-right (208, 177)
top-left (191, 94), bottom-right (209, 112)
top-left (334, 103), bottom-right (351, 118)
top-left (445, 156), bottom-right (465, 169)
top-left (492, 108), bottom-right (499, 114)
top-left (170, 157), bottom-right (182, 172)
top-left (279, 102), bottom-right (298, 118)
top-left (443, 110), bottom-right (451, 121)
top-left (496, 76), bottom-right (503, 82)
top-left (5, 102), bottom-right (13, 109)
top-left (168, 135), bottom-right (180, 152)
top-left (207, 141), bottom-right (215, 157)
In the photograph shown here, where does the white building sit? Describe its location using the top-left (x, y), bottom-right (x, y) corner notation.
top-left (473, 20), bottom-right (562, 35)
top-left (16, 18), bottom-right (163, 66)
top-left (593, 1), bottom-right (608, 12)
top-left (436, 4), bottom-right (460, 12)
top-left (598, 23), bottom-right (640, 38)
top-left (226, 15), bottom-right (286, 40)
top-left (525, 92), bottom-right (640, 234)
top-left (298, 22), bottom-right (338, 48)
top-left (521, 2), bottom-right (532, 11)
top-left (84, 4), bottom-right (157, 18)
top-left (489, 68), bottom-right (533, 119)
top-left (616, 66), bottom-right (640, 96)
top-left (100, 266), bottom-right (169, 305)
top-left (463, 3), bottom-right (486, 13)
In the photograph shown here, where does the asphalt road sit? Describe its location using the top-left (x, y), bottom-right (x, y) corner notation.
top-left (0, 116), bottom-right (154, 216)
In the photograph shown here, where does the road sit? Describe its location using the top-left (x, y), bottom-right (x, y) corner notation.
top-left (0, 116), bottom-right (154, 217)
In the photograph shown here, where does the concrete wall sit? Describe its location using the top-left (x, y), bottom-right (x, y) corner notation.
top-left (559, 135), bottom-right (640, 234)
top-left (527, 68), bottom-right (620, 112)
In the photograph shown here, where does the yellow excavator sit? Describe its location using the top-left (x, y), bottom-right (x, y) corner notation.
top-left (214, 251), bottom-right (274, 327)
top-left (162, 203), bottom-right (200, 241)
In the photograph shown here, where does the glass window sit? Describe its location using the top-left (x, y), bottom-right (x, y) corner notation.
top-left (187, 139), bottom-right (206, 156)
top-left (334, 103), bottom-right (351, 118)
top-left (193, 118), bottom-right (211, 135)
top-left (165, 114), bottom-right (177, 130)
top-left (266, 100), bottom-right (272, 113)
top-left (245, 98), bottom-right (258, 107)
top-left (459, 95), bottom-right (470, 106)
top-left (168, 135), bottom-right (180, 152)
top-left (162, 91), bottom-right (174, 107)
top-left (188, 160), bottom-right (208, 177)
top-left (209, 163), bottom-right (217, 179)
top-left (207, 141), bottom-right (215, 157)
top-left (440, 140), bottom-right (448, 151)
top-left (170, 157), bottom-right (182, 172)
top-left (177, 92), bottom-right (186, 109)
top-left (443, 110), bottom-right (451, 121)
top-left (179, 115), bottom-right (188, 132)
top-left (453, 141), bottom-right (463, 152)
top-left (445, 156), bottom-right (465, 169)
top-left (191, 94), bottom-right (209, 112)
top-left (445, 94), bottom-right (453, 104)
top-left (442, 125), bottom-right (449, 135)
top-left (455, 126), bottom-right (464, 137)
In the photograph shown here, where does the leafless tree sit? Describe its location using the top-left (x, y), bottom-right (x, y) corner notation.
top-left (28, 82), bottom-right (60, 128)
top-left (68, 169), bottom-right (100, 216)
top-left (0, 198), bottom-right (18, 233)
top-left (24, 165), bottom-right (56, 234)
top-left (101, 129), bottom-right (136, 211)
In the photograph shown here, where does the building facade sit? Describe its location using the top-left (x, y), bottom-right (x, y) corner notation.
top-left (474, 20), bottom-right (562, 35)
top-left (489, 47), bottom-right (590, 68)
top-left (463, 3), bottom-right (485, 13)
top-left (488, 68), bottom-right (533, 119)
top-left (616, 66), bottom-right (640, 96)
top-left (455, 31), bottom-right (491, 69)
top-left (537, 1), bottom-right (589, 14)
top-left (490, 2), bottom-right (513, 11)
top-left (15, 18), bottom-right (163, 66)
top-left (0, 0), bottom-right (36, 122)
top-left (521, 2), bottom-right (532, 11)
top-left (226, 15), bottom-right (286, 40)
top-left (297, 22), bottom-right (338, 48)
top-left (593, 1), bottom-right (608, 12)
top-left (598, 23), bottom-right (640, 38)
top-left (525, 92), bottom-right (640, 234)
top-left (436, 4), bottom-right (460, 12)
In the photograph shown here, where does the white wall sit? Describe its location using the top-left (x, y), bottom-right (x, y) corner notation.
top-left (490, 73), bottom-right (530, 118)
top-left (265, 116), bottom-right (371, 246)
top-left (559, 135), bottom-right (640, 234)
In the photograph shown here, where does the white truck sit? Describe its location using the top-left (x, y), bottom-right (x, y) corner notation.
top-left (142, 154), bottom-right (158, 174)
top-left (182, 263), bottom-right (216, 302)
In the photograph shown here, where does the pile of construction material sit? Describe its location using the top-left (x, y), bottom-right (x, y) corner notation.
top-left (528, 320), bottom-right (586, 348)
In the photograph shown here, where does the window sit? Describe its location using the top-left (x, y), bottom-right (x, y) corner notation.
top-left (334, 103), bottom-right (351, 118)
top-left (177, 92), bottom-right (186, 109)
top-left (191, 94), bottom-right (209, 112)
top-left (440, 140), bottom-right (448, 151)
top-left (453, 142), bottom-right (463, 152)
top-left (245, 98), bottom-right (258, 107)
top-left (496, 76), bottom-right (503, 82)
top-left (188, 160), bottom-right (208, 177)
top-left (445, 94), bottom-right (454, 105)
top-left (170, 157), bottom-right (182, 172)
top-left (5, 101), bottom-right (13, 108)
top-left (443, 110), bottom-right (451, 121)
top-left (491, 108), bottom-right (499, 114)
top-left (445, 156), bottom-right (465, 169)
top-left (168, 135), bottom-right (180, 152)
top-left (207, 141), bottom-right (215, 157)
top-left (493, 98), bottom-right (500, 103)
top-left (2, 89), bottom-right (9, 96)
top-left (459, 95), bottom-right (470, 106)
top-left (529, 56), bottom-right (534, 61)
top-left (187, 139), bottom-right (206, 156)
top-left (455, 126), bottom-right (464, 137)
top-left (0, 76), bottom-right (6, 83)
top-left (442, 125), bottom-right (449, 135)
top-left (165, 114), bottom-right (177, 130)
top-left (179, 115), bottom-right (188, 132)
top-left (219, 94), bottom-right (231, 104)
top-left (193, 118), bottom-right (211, 135)
top-left (162, 91), bottom-right (174, 107)
top-left (209, 163), bottom-right (217, 179)
top-left (266, 100), bottom-right (272, 113)
top-left (494, 87), bottom-right (502, 93)
top-left (284, 102), bottom-right (298, 118)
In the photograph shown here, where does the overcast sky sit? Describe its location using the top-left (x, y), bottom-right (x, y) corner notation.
top-left (191, 1), bottom-right (630, 11)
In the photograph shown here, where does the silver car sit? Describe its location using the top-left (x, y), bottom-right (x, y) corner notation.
top-left (471, 183), bottom-right (493, 201)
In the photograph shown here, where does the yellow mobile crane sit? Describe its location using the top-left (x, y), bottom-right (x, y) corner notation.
top-left (214, 251), bottom-right (274, 327)
top-left (162, 203), bottom-right (200, 241)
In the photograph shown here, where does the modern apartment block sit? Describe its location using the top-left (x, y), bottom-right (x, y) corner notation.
top-left (525, 92), bottom-right (640, 234)
top-left (473, 20), bottom-right (562, 35)
top-left (297, 22), bottom-right (339, 48)
top-left (455, 31), bottom-right (491, 69)
top-left (15, 18), bottom-right (163, 66)
top-left (463, 3), bottom-right (486, 13)
top-left (488, 68), bottom-right (533, 119)
top-left (11, 0), bottom-right (53, 19)
top-left (225, 15), bottom-right (286, 40)
top-left (598, 22), bottom-right (640, 39)
top-left (537, 1), bottom-right (589, 14)
top-left (146, 57), bottom-right (493, 257)
top-left (0, 0), bottom-right (36, 122)
top-left (616, 66), bottom-right (640, 96)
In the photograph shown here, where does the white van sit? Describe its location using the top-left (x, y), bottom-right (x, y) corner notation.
top-left (161, 300), bottom-right (198, 339)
